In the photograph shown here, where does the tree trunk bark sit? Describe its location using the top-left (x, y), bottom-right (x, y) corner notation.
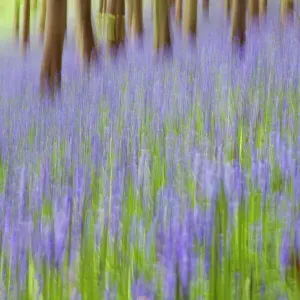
top-left (231, 0), bottom-right (246, 49)
top-left (153, 0), bottom-right (171, 54)
top-left (39, 0), bottom-right (47, 40)
top-left (40, 0), bottom-right (67, 98)
top-left (175, 0), bottom-right (182, 25)
top-left (225, 0), bottom-right (231, 19)
top-left (76, 0), bottom-right (97, 68)
top-left (183, 0), bottom-right (197, 41)
top-left (202, 0), bottom-right (209, 18)
top-left (131, 0), bottom-right (143, 39)
top-left (259, 0), bottom-right (267, 18)
top-left (22, 0), bottom-right (30, 53)
top-left (14, 0), bottom-right (20, 42)
top-left (281, 0), bottom-right (294, 25)
top-left (107, 0), bottom-right (125, 56)
top-left (248, 0), bottom-right (259, 22)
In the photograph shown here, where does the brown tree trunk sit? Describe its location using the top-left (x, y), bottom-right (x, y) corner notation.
top-left (153, 0), bottom-right (171, 54)
top-left (39, 0), bottom-right (47, 40)
top-left (259, 0), bottom-right (267, 18)
top-left (107, 0), bottom-right (125, 56)
top-left (281, 0), bottom-right (294, 25)
top-left (231, 0), bottom-right (246, 48)
top-left (76, 0), bottom-right (97, 68)
top-left (40, 0), bottom-right (67, 98)
top-left (225, 0), bottom-right (231, 19)
top-left (131, 0), bottom-right (143, 39)
top-left (22, 0), bottom-right (30, 53)
top-left (175, 0), bottom-right (182, 25)
top-left (183, 0), bottom-right (197, 41)
top-left (248, 0), bottom-right (259, 22)
top-left (14, 0), bottom-right (20, 42)
top-left (202, 0), bottom-right (209, 18)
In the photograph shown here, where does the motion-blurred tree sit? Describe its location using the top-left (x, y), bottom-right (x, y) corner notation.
top-left (259, 0), bottom-right (267, 18)
top-left (22, 0), bottom-right (31, 53)
top-left (153, 0), bottom-right (171, 54)
top-left (281, 0), bottom-right (294, 25)
top-left (76, 0), bottom-right (97, 68)
top-left (14, 0), bottom-right (20, 42)
top-left (106, 0), bottom-right (125, 56)
top-left (131, 0), bottom-right (143, 39)
top-left (175, 0), bottom-right (182, 25)
top-left (225, 0), bottom-right (231, 19)
top-left (231, 0), bottom-right (246, 50)
top-left (183, 0), bottom-right (197, 42)
top-left (248, 0), bottom-right (259, 23)
top-left (40, 0), bottom-right (67, 97)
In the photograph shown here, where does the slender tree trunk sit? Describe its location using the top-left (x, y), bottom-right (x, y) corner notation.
top-left (183, 0), bottom-right (197, 41)
top-left (153, 0), bottom-right (171, 54)
top-left (259, 0), bottom-right (267, 18)
top-left (107, 0), bottom-right (125, 56)
top-left (175, 0), bottom-right (182, 25)
top-left (22, 0), bottom-right (30, 53)
top-left (14, 0), bottom-right (20, 42)
top-left (248, 0), bottom-right (259, 22)
top-left (202, 0), bottom-right (209, 18)
top-left (131, 0), bottom-right (143, 39)
top-left (40, 0), bottom-right (67, 98)
top-left (225, 0), bottom-right (231, 19)
top-left (231, 0), bottom-right (246, 49)
top-left (39, 0), bottom-right (47, 40)
top-left (281, 0), bottom-right (294, 25)
top-left (76, 0), bottom-right (97, 68)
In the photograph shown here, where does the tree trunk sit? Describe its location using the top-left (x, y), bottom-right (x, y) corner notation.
top-left (131, 0), bottom-right (143, 39)
top-left (225, 0), bottom-right (231, 19)
top-left (202, 0), bottom-right (209, 18)
top-left (183, 0), bottom-right (197, 41)
top-left (248, 0), bottom-right (259, 22)
top-left (231, 0), bottom-right (246, 49)
top-left (14, 0), bottom-right (20, 42)
top-left (281, 0), bottom-right (294, 25)
top-left (175, 0), bottom-right (182, 25)
top-left (39, 0), bottom-right (47, 40)
top-left (259, 0), bottom-right (267, 18)
top-left (153, 0), bottom-right (171, 54)
top-left (22, 0), bottom-right (30, 53)
top-left (40, 0), bottom-right (67, 98)
top-left (107, 0), bottom-right (125, 56)
top-left (76, 0), bottom-right (97, 68)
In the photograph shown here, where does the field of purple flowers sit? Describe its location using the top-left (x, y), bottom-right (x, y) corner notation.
top-left (1, 2), bottom-right (300, 299)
